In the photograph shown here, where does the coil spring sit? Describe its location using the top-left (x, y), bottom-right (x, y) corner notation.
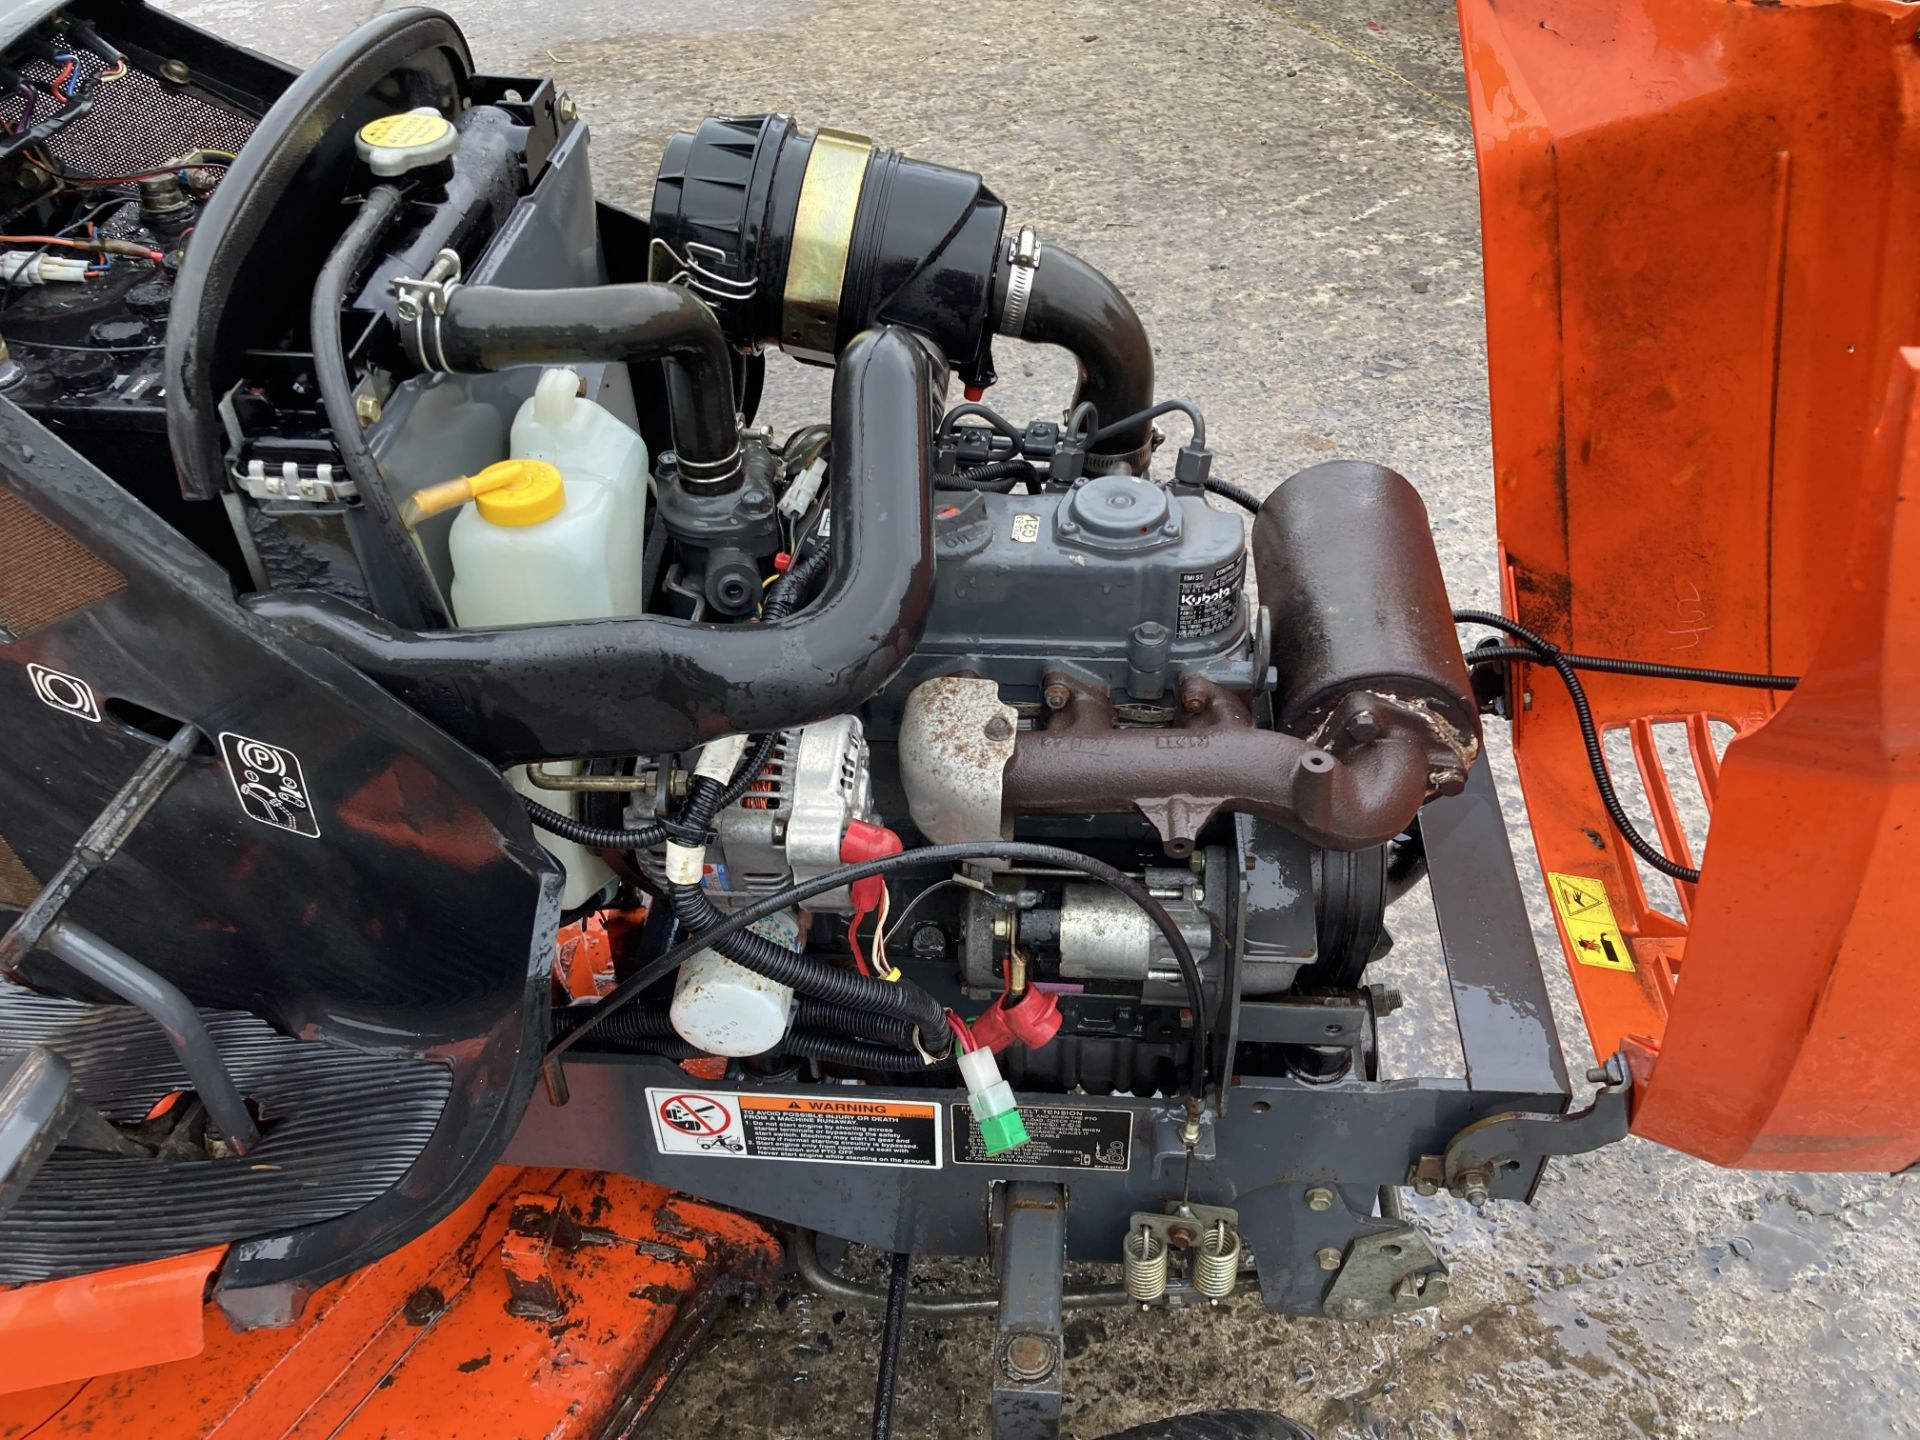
top-left (1193, 1219), bottom-right (1242, 1301)
top-left (1123, 1222), bottom-right (1169, 1303)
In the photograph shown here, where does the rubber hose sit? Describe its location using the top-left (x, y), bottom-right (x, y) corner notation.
top-left (669, 779), bottom-right (951, 1039)
top-left (1203, 477), bottom-right (1262, 513)
top-left (551, 999), bottom-right (916, 1049)
top-left (309, 183), bottom-right (447, 626)
top-left (943, 459), bottom-right (1035, 492)
top-left (1016, 245), bottom-right (1154, 466)
top-left (521, 553), bottom-right (829, 849)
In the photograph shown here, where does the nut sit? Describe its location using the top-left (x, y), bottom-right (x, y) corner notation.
top-left (1316, 1246), bottom-right (1343, 1272)
top-left (354, 393), bottom-right (383, 427)
top-left (991, 914), bottom-right (1012, 940)
top-left (1456, 1168), bottom-right (1491, 1207)
top-left (1343, 708), bottom-right (1383, 745)
top-left (1042, 682), bottom-right (1070, 710)
top-left (557, 92), bottom-right (579, 124)
top-left (1305, 1186), bottom-right (1334, 1212)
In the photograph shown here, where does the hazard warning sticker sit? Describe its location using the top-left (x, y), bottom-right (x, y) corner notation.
top-left (1546, 872), bottom-right (1636, 972)
top-left (646, 1088), bottom-right (942, 1168)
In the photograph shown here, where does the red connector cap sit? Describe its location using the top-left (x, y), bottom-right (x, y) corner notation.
top-left (965, 988), bottom-right (1063, 1055)
top-left (839, 820), bottom-right (903, 912)
top-left (1001, 987), bottom-right (1063, 1048)
top-left (969, 1002), bottom-right (1017, 1054)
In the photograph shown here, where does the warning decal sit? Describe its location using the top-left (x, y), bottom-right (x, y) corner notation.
top-left (646, 1087), bottom-right (941, 1168)
top-left (952, 1104), bottom-right (1133, 1170)
top-left (1546, 872), bottom-right (1636, 972)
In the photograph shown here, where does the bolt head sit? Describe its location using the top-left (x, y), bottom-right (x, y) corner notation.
top-left (158, 58), bottom-right (191, 85)
top-left (1042, 683), bottom-right (1070, 710)
top-left (992, 915), bottom-right (1012, 940)
top-left (1001, 1333), bottom-right (1057, 1382)
top-left (984, 714), bottom-right (1014, 741)
top-left (1412, 1176), bottom-right (1439, 1198)
top-left (354, 393), bottom-right (383, 427)
top-left (557, 92), bottom-right (579, 123)
top-left (1316, 1246), bottom-right (1343, 1272)
top-left (1182, 692), bottom-right (1206, 715)
top-left (1305, 1186), bottom-right (1334, 1212)
top-left (1343, 709), bottom-right (1383, 745)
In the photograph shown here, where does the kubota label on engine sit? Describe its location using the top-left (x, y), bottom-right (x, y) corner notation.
top-left (646, 1087), bottom-right (942, 1167)
top-left (1177, 553), bottom-right (1246, 637)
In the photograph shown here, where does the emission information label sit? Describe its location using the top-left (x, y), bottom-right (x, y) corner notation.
top-left (951, 1104), bottom-right (1133, 1170)
top-left (647, 1088), bottom-right (941, 1168)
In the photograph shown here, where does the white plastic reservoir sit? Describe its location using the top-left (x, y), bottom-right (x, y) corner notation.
top-left (447, 368), bottom-right (649, 908)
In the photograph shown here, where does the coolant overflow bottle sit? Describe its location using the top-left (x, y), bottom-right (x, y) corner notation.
top-left (448, 448), bottom-right (646, 908)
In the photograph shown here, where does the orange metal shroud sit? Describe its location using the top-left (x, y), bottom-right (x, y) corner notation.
top-left (1459, 0), bottom-right (1920, 1168)
top-left (0, 1168), bottom-right (779, 1438)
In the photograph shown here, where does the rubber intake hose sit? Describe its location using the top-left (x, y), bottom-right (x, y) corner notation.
top-left (248, 325), bottom-right (939, 765)
top-left (1009, 245), bottom-right (1154, 470)
top-left (420, 282), bottom-right (740, 486)
top-left (1252, 461), bottom-right (1479, 743)
top-left (669, 778), bottom-right (951, 1041)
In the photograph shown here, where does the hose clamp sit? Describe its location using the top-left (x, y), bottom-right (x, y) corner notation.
top-left (782, 127), bottom-right (874, 363)
top-left (393, 248), bottom-right (463, 374)
top-left (997, 226), bottom-right (1041, 338)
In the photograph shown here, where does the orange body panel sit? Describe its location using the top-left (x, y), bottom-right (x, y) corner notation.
top-left (1460, 0), bottom-right (1920, 1166)
top-left (0, 1247), bottom-right (222, 1395)
top-left (0, 1168), bottom-right (779, 1439)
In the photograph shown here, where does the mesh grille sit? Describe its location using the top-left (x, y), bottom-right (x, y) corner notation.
top-left (0, 833), bottom-right (38, 908)
top-left (0, 488), bottom-right (126, 636)
top-left (0, 41), bottom-right (256, 180)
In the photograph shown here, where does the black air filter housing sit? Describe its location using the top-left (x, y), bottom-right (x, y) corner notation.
top-left (650, 113), bottom-right (1006, 384)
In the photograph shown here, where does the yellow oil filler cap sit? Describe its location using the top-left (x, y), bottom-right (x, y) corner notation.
top-left (355, 108), bottom-right (458, 177)
top-left (472, 459), bottom-right (565, 527)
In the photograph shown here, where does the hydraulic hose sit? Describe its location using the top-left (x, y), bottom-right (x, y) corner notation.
top-left (417, 282), bottom-right (741, 485)
top-left (308, 182), bottom-right (449, 627)
top-left (251, 325), bottom-right (939, 764)
top-left (1008, 245), bottom-right (1153, 469)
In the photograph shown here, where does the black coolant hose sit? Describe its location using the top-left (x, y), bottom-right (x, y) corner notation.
top-left (667, 775), bottom-right (953, 1042)
top-left (417, 282), bottom-right (741, 484)
top-left (249, 325), bottom-right (938, 765)
top-left (1009, 245), bottom-right (1154, 469)
top-left (520, 550), bottom-right (829, 850)
top-left (308, 183), bottom-right (448, 627)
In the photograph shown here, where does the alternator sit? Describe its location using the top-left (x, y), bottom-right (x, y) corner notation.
top-left (641, 716), bottom-right (874, 912)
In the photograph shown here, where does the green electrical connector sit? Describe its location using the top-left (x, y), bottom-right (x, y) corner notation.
top-left (959, 1045), bottom-right (1028, 1154)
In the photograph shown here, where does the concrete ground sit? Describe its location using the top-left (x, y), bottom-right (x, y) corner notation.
top-left (160, 0), bottom-right (1920, 1435)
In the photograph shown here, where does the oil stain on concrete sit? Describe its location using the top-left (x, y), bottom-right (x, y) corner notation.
top-left (155, 0), bottom-right (1920, 1435)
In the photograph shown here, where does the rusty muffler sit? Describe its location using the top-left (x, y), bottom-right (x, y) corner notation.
top-left (1000, 462), bottom-right (1479, 855)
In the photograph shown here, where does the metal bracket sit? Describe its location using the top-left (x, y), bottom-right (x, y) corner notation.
top-left (1436, 1050), bottom-right (1632, 1203)
top-left (991, 1181), bottom-right (1066, 1440)
top-left (234, 457), bottom-right (358, 505)
top-left (1322, 1225), bottom-right (1449, 1320)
